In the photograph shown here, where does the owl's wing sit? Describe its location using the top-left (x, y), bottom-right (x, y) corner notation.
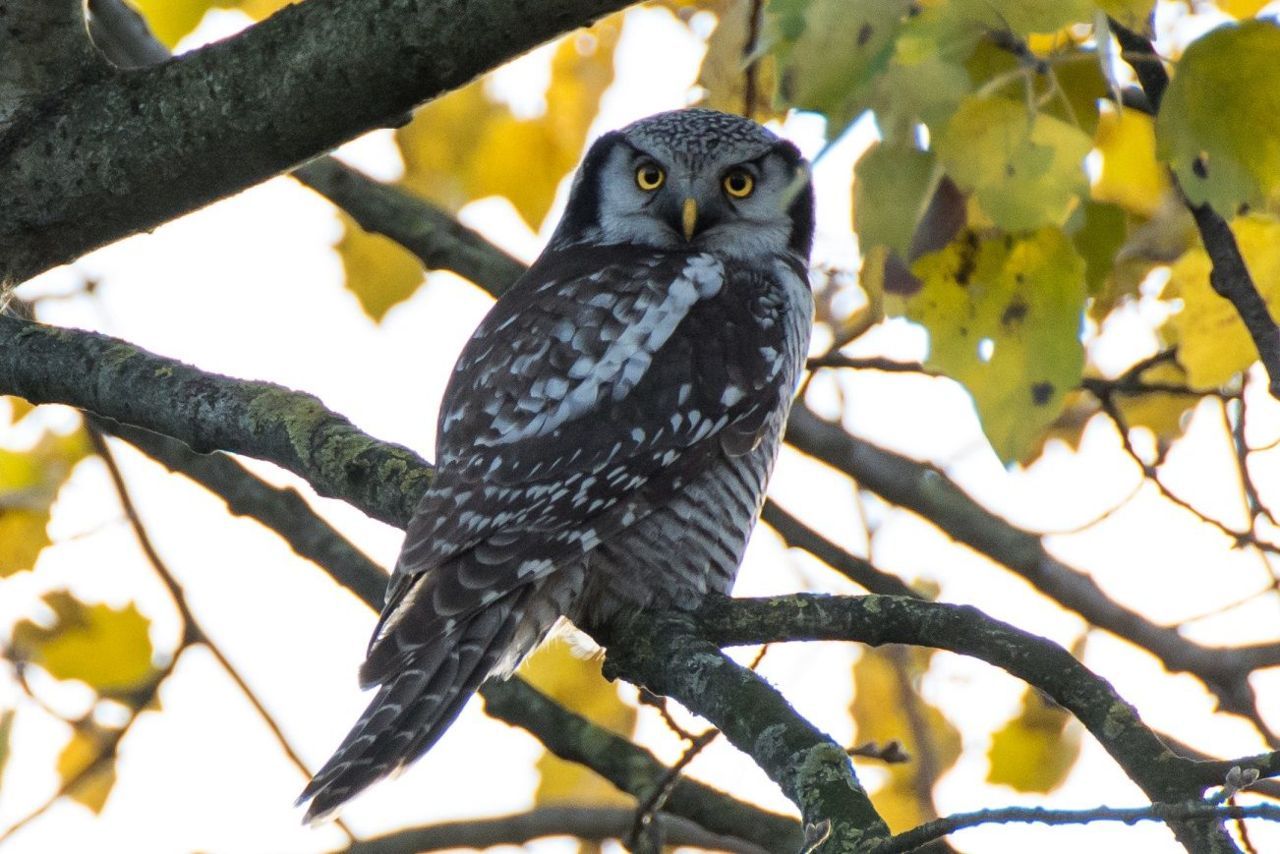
top-left (362, 244), bottom-right (807, 685)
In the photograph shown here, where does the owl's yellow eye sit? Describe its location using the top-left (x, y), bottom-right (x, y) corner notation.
top-left (723, 169), bottom-right (754, 198)
top-left (635, 164), bottom-right (665, 191)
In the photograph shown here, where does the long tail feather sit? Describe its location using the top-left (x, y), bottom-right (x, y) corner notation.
top-left (297, 591), bottom-right (525, 822)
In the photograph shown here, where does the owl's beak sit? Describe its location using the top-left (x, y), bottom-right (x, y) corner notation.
top-left (681, 197), bottom-right (698, 241)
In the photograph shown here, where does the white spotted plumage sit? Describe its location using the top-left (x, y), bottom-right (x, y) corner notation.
top-left (299, 108), bottom-right (814, 821)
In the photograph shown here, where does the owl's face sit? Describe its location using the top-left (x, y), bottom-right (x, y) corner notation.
top-left (550, 109), bottom-right (814, 261)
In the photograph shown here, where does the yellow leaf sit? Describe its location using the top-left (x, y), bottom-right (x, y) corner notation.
top-left (1093, 105), bottom-right (1170, 218)
top-left (397, 17), bottom-right (620, 229)
top-left (2, 396), bottom-right (33, 426)
top-left (1114, 361), bottom-right (1200, 441)
top-left (231, 0), bottom-right (295, 19)
top-left (1216, 0), bottom-right (1273, 19)
top-left (853, 144), bottom-right (938, 257)
top-left (851, 647), bottom-right (961, 832)
top-left (0, 708), bottom-right (13, 786)
top-left (988, 677), bottom-right (1083, 792)
top-left (900, 228), bottom-right (1087, 464)
top-left (1164, 216), bottom-right (1280, 388)
top-left (1156, 20), bottom-right (1280, 215)
top-left (519, 639), bottom-right (635, 806)
top-left (56, 723), bottom-right (117, 814)
top-left (0, 428), bottom-right (89, 577)
top-left (11, 592), bottom-right (157, 697)
top-left (126, 0), bottom-right (216, 48)
top-left (697, 0), bottom-right (782, 121)
top-left (335, 211), bottom-right (425, 323)
top-left (937, 96), bottom-right (1092, 232)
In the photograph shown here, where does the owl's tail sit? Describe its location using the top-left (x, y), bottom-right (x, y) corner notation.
top-left (296, 588), bottom-right (527, 823)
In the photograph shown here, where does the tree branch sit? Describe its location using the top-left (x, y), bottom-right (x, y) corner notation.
top-left (595, 609), bottom-right (892, 851)
top-left (480, 677), bottom-right (803, 851)
top-left (784, 404), bottom-right (1280, 721)
top-left (293, 159), bottom-right (529, 295)
top-left (342, 805), bottom-right (774, 854)
top-left (697, 593), bottom-right (1250, 851)
top-left (1, 0), bottom-right (638, 281)
top-left (880, 801), bottom-right (1280, 854)
top-left (0, 313), bottom-right (431, 526)
top-left (98, 418), bottom-right (390, 609)
top-left (1109, 18), bottom-right (1280, 400)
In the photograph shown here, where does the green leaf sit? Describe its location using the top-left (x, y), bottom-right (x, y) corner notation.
top-left (11, 592), bottom-right (157, 697)
top-left (937, 96), bottom-right (1092, 232)
top-left (853, 144), bottom-right (937, 257)
top-left (954, 0), bottom-right (1093, 36)
top-left (988, 687), bottom-right (1082, 793)
top-left (900, 228), bottom-right (1087, 464)
top-left (697, 0), bottom-right (783, 122)
top-left (767, 0), bottom-right (911, 133)
top-left (1156, 19), bottom-right (1280, 215)
top-left (1072, 200), bottom-right (1127, 296)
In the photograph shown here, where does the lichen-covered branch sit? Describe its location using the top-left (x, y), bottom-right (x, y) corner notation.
top-left (784, 404), bottom-right (1280, 721)
top-left (1, 0), bottom-right (637, 281)
top-left (0, 313), bottom-right (431, 526)
top-left (0, 1), bottom-right (100, 123)
top-left (480, 677), bottom-right (803, 851)
top-left (595, 609), bottom-right (892, 851)
top-left (699, 593), bottom-right (1254, 851)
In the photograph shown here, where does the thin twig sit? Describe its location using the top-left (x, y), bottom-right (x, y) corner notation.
top-left (87, 428), bottom-right (355, 841)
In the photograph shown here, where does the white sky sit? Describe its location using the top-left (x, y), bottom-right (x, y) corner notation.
top-left (1, 4), bottom-right (1278, 853)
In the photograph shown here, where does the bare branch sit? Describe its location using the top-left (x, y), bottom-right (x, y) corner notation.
top-left (784, 404), bottom-right (1280, 721)
top-left (881, 801), bottom-right (1280, 854)
top-left (100, 418), bottom-right (389, 609)
top-left (1109, 18), bottom-right (1280, 400)
top-left (342, 805), bottom-right (773, 854)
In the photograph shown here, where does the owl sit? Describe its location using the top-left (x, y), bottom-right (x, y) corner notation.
top-left (299, 108), bottom-right (815, 820)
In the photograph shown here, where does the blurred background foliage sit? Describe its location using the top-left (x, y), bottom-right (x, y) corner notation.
top-left (5, 0), bottom-right (1280, 843)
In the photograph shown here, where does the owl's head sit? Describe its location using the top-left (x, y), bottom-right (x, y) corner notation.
top-left (550, 109), bottom-right (813, 260)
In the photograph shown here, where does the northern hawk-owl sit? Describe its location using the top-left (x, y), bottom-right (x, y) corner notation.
top-left (299, 108), bottom-right (814, 820)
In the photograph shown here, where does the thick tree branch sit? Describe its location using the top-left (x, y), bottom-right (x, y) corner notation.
top-left (85, 0), bottom-right (529, 300)
top-left (1109, 18), bottom-right (1280, 400)
top-left (698, 593), bottom-right (1250, 852)
top-left (342, 805), bottom-right (773, 854)
top-left (0, 1), bottom-right (101, 123)
top-left (784, 404), bottom-right (1280, 721)
top-left (1, 0), bottom-right (637, 281)
top-left (0, 313), bottom-right (431, 526)
top-left (596, 610), bottom-right (892, 851)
